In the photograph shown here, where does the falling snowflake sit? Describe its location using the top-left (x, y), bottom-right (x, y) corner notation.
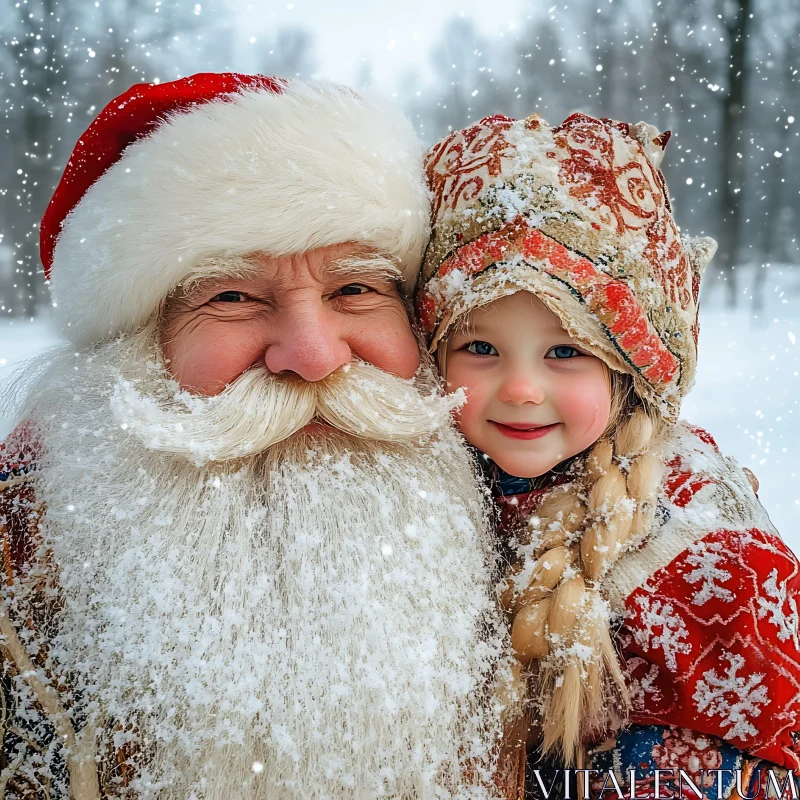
top-left (693, 652), bottom-right (768, 741)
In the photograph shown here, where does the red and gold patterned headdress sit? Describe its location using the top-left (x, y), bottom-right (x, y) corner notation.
top-left (416, 112), bottom-right (716, 423)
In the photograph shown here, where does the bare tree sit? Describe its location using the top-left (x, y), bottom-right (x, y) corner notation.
top-left (0, 0), bottom-right (74, 315)
top-left (716, 0), bottom-right (754, 307)
top-left (428, 18), bottom-right (509, 133)
top-left (510, 16), bottom-right (569, 122)
top-left (0, 0), bottom-right (226, 317)
top-left (752, 6), bottom-right (799, 309)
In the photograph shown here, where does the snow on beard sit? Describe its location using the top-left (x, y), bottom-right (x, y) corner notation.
top-left (106, 323), bottom-right (466, 465)
top-left (22, 323), bottom-right (511, 800)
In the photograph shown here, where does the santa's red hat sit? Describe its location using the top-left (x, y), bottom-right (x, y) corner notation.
top-left (41, 73), bottom-right (431, 345)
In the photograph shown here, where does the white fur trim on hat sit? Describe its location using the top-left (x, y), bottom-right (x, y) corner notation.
top-left (50, 82), bottom-right (431, 345)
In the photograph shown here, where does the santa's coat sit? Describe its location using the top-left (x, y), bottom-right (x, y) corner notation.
top-left (0, 424), bottom-right (526, 800)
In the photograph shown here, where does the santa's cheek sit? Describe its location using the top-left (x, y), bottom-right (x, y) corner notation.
top-left (169, 323), bottom-right (268, 395)
top-left (347, 307), bottom-right (420, 380)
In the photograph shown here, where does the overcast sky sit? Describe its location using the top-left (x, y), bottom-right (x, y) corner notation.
top-left (228, 0), bottom-right (530, 91)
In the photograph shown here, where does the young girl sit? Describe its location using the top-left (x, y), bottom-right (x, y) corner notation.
top-left (416, 112), bottom-right (800, 798)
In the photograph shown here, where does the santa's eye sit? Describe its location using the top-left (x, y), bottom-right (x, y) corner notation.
top-left (210, 291), bottom-right (246, 303)
top-left (467, 341), bottom-right (498, 356)
top-left (547, 345), bottom-right (581, 359)
top-left (337, 284), bottom-right (372, 296)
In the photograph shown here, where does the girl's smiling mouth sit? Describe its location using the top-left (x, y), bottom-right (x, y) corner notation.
top-left (488, 421), bottom-right (561, 440)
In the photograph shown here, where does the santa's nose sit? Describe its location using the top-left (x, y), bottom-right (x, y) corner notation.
top-left (264, 303), bottom-right (352, 383)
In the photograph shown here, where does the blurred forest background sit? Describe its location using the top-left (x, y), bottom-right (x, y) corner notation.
top-left (1, 0), bottom-right (798, 317)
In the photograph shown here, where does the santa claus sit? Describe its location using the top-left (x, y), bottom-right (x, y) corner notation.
top-left (0, 75), bottom-right (520, 799)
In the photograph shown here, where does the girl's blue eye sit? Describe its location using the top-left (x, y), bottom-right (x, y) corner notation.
top-left (467, 341), bottom-right (498, 356)
top-left (548, 345), bottom-right (581, 359)
top-left (210, 291), bottom-right (246, 303)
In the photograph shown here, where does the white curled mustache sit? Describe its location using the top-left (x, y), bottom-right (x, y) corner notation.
top-left (110, 359), bottom-right (465, 465)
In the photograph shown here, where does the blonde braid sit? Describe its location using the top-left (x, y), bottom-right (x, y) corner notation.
top-left (500, 373), bottom-right (669, 764)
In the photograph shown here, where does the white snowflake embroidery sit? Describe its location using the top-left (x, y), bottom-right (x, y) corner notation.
top-left (630, 595), bottom-right (692, 671)
top-left (627, 658), bottom-right (662, 712)
top-left (693, 652), bottom-right (768, 741)
top-left (757, 568), bottom-right (800, 648)
top-left (684, 540), bottom-right (734, 606)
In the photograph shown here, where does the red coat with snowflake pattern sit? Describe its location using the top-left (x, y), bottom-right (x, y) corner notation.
top-left (498, 421), bottom-right (800, 771)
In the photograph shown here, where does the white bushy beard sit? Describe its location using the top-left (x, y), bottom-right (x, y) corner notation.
top-left (21, 324), bottom-right (511, 799)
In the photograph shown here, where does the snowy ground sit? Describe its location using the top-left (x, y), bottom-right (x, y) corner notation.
top-left (2, 265), bottom-right (800, 550)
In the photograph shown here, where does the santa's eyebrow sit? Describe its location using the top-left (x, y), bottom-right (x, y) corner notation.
top-left (326, 254), bottom-right (403, 283)
top-left (176, 255), bottom-right (261, 296)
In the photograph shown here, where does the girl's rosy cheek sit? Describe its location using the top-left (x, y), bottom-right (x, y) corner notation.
top-left (449, 374), bottom-right (488, 440)
top-left (557, 374), bottom-right (612, 434)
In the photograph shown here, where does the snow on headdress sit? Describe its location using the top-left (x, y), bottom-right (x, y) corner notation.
top-left (416, 112), bottom-right (716, 423)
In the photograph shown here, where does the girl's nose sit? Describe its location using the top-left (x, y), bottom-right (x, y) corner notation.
top-left (497, 372), bottom-right (547, 406)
